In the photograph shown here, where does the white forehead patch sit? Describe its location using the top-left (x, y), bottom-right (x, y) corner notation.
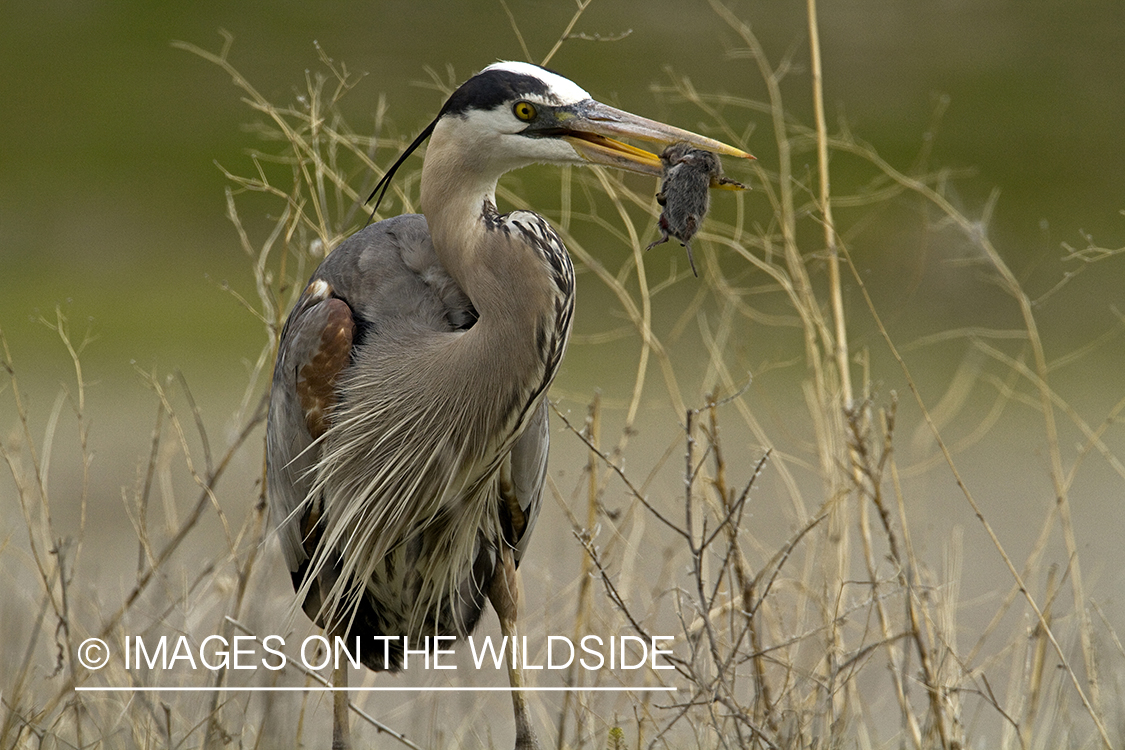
top-left (483, 61), bottom-right (591, 105)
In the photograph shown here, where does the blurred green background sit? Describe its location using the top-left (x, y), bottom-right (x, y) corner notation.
top-left (0, 0), bottom-right (1119, 550)
top-left (4, 0), bottom-right (1123, 560)
top-left (2, 0), bottom-right (1122, 380)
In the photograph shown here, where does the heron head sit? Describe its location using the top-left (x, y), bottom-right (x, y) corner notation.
top-left (369, 62), bottom-right (753, 212)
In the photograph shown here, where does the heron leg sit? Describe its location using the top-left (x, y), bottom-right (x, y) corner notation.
top-left (489, 544), bottom-right (540, 750)
top-left (331, 630), bottom-right (351, 750)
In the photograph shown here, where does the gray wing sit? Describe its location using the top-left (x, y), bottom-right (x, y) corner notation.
top-left (266, 290), bottom-right (352, 571)
top-left (266, 214), bottom-right (477, 573)
top-left (509, 398), bottom-right (549, 564)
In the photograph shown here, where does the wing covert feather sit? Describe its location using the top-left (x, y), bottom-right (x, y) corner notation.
top-left (267, 287), bottom-right (355, 570)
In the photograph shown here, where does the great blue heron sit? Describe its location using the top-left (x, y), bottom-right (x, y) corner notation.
top-left (266, 61), bottom-right (751, 750)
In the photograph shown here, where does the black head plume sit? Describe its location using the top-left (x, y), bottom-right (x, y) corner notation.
top-left (365, 116), bottom-right (438, 224)
top-left (365, 64), bottom-right (565, 224)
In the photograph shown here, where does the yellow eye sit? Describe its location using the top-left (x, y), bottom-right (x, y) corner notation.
top-left (513, 101), bottom-right (537, 121)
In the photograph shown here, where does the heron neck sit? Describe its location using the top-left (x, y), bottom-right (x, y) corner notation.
top-left (421, 135), bottom-right (549, 302)
top-left (420, 164), bottom-right (497, 284)
top-left (420, 137), bottom-right (559, 378)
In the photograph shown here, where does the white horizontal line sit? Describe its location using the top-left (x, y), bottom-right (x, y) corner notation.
top-left (76, 686), bottom-right (675, 693)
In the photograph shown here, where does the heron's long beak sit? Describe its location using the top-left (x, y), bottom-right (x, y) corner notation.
top-left (554, 99), bottom-right (754, 184)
